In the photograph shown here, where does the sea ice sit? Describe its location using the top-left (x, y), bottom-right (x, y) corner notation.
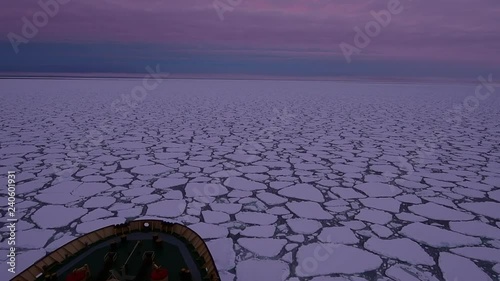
top-left (295, 244), bottom-right (382, 276)
top-left (83, 196), bottom-right (116, 208)
top-left (459, 202), bottom-right (500, 220)
top-left (278, 183), bottom-right (325, 202)
top-left (81, 208), bottom-right (114, 222)
top-left (3, 79), bottom-right (499, 281)
top-left (449, 221), bottom-right (500, 239)
top-left (409, 202), bottom-right (474, 221)
top-left (370, 224), bottom-right (393, 238)
top-left (238, 238), bottom-right (287, 257)
top-left (240, 225), bottom-right (276, 237)
top-left (34, 193), bottom-right (80, 204)
top-left (355, 209), bottom-right (392, 225)
top-left (210, 203), bottom-right (242, 214)
top-left (286, 202), bottom-right (333, 219)
top-left (287, 218), bottom-right (322, 234)
top-left (236, 259), bottom-right (289, 281)
top-left (131, 164), bottom-right (170, 175)
top-left (17, 229), bottom-right (55, 249)
top-left (364, 237), bottom-right (434, 265)
top-left (488, 189), bottom-right (500, 202)
top-left (185, 182), bottom-right (228, 198)
top-left (235, 212), bottom-right (277, 225)
top-left (146, 200), bottom-right (186, 217)
top-left (451, 247), bottom-right (500, 263)
top-left (353, 183), bottom-right (402, 197)
top-left (256, 192), bottom-right (288, 205)
top-left (202, 210), bottom-right (230, 224)
top-left (207, 238), bottom-right (235, 271)
top-left (318, 227), bottom-right (359, 244)
top-left (72, 182), bottom-right (112, 197)
top-left (439, 252), bottom-right (492, 281)
top-left (188, 223), bottom-right (228, 239)
top-left (385, 264), bottom-right (439, 281)
top-left (76, 217), bottom-right (126, 233)
top-left (223, 177), bottom-right (266, 191)
top-left (359, 198), bottom-right (401, 213)
top-left (400, 223), bottom-right (481, 247)
top-left (330, 187), bottom-right (366, 199)
top-left (31, 205), bottom-right (87, 228)
top-left (153, 177), bottom-right (188, 189)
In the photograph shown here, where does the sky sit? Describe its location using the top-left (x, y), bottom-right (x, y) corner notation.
top-left (1, 0), bottom-right (499, 80)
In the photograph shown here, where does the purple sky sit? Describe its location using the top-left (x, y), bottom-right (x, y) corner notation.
top-left (1, 0), bottom-right (499, 79)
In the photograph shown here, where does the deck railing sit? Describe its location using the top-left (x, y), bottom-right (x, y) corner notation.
top-left (13, 220), bottom-right (221, 281)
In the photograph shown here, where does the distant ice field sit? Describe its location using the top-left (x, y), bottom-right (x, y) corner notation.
top-left (0, 79), bottom-right (499, 280)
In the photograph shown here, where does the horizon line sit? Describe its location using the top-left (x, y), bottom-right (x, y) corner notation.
top-left (0, 72), bottom-right (480, 85)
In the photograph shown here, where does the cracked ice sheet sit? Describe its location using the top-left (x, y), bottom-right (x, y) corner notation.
top-left (1, 79), bottom-right (500, 281)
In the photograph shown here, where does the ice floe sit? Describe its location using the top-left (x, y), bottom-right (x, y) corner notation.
top-left (296, 244), bottom-right (382, 276)
top-left (364, 237), bottom-right (434, 265)
top-left (401, 222), bottom-right (481, 247)
top-left (439, 252), bottom-right (492, 281)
